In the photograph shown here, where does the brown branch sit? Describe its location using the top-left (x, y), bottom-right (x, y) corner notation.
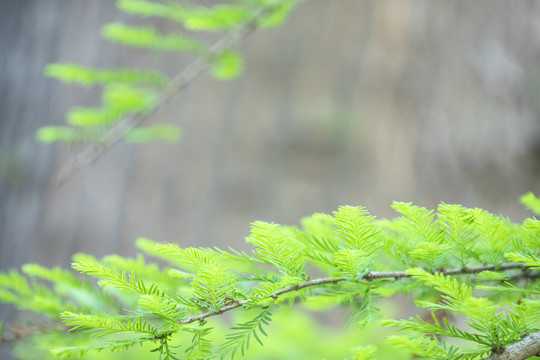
top-left (54, 15), bottom-right (261, 186)
top-left (364, 262), bottom-right (528, 281)
top-left (483, 330), bottom-right (540, 360)
top-left (178, 262), bottom-right (528, 325)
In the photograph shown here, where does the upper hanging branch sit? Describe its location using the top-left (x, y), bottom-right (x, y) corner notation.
top-left (38, 0), bottom-right (300, 186)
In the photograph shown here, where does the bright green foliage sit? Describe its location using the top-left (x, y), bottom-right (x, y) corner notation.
top-left (20, 263), bottom-right (118, 313)
top-left (66, 84), bottom-right (156, 127)
top-left (391, 202), bottom-right (443, 245)
top-left (523, 218), bottom-right (540, 249)
top-left (390, 270), bottom-right (519, 347)
top-left (385, 334), bottom-right (462, 360)
top-left (521, 192), bottom-right (540, 216)
top-left (297, 213), bottom-right (340, 266)
top-left (245, 274), bottom-right (302, 306)
top-left (73, 252), bottom-right (181, 291)
top-left (60, 312), bottom-right (158, 338)
top-left (182, 5), bottom-right (251, 32)
top-left (37, 0), bottom-right (298, 146)
top-left (183, 325), bottom-right (215, 360)
top-left (124, 124), bottom-right (182, 143)
top-left (37, 83), bottom-right (160, 143)
top-left (116, 1), bottom-right (251, 31)
top-left (36, 126), bottom-right (105, 143)
top-left (116, 0), bottom-right (187, 22)
top-left (384, 268), bottom-right (540, 359)
top-left (67, 107), bottom-right (127, 128)
top-left (304, 283), bottom-right (367, 310)
top-left (256, 0), bottom-right (298, 28)
top-left (45, 64), bottom-right (168, 87)
top-left (246, 221), bottom-right (305, 278)
top-left (350, 344), bottom-right (377, 360)
top-left (102, 23), bottom-right (207, 53)
top-left (300, 212), bottom-right (338, 241)
top-left (138, 294), bottom-right (186, 324)
top-left (50, 336), bottom-right (156, 359)
top-left (506, 252), bottom-right (540, 270)
top-left (152, 244), bottom-right (218, 271)
top-left (211, 50), bottom-right (244, 80)
top-left (101, 84), bottom-right (157, 115)
top-left (72, 260), bottom-right (164, 297)
top-left (1, 198), bottom-right (539, 359)
top-left (220, 304), bottom-right (273, 359)
top-left (191, 264), bottom-right (237, 311)
top-left (0, 264), bottom-right (119, 317)
top-left (470, 208), bottom-right (511, 266)
top-left (0, 269), bottom-right (74, 317)
top-left (332, 249), bottom-right (371, 280)
top-left (333, 206), bottom-right (379, 251)
top-left (437, 203), bottom-right (478, 267)
top-left (114, 0), bottom-right (299, 32)
top-left (392, 202), bottom-right (449, 270)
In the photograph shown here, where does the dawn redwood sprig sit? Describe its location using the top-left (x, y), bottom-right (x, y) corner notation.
top-left (178, 262), bottom-right (528, 325)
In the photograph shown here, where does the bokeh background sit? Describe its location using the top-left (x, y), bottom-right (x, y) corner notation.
top-left (1, 0), bottom-right (540, 357)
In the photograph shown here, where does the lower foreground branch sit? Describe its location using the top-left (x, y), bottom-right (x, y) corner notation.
top-left (483, 330), bottom-right (540, 360)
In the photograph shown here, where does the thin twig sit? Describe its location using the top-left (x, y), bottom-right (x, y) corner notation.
top-left (178, 262), bottom-right (528, 325)
top-left (54, 16), bottom-right (260, 186)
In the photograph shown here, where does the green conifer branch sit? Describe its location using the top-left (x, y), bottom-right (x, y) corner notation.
top-left (220, 304), bottom-right (273, 360)
top-left (44, 63), bottom-right (169, 87)
top-left (54, 1), bottom-right (294, 185)
top-left (1, 198), bottom-right (539, 359)
top-left (178, 262), bottom-right (529, 325)
top-left (183, 325), bottom-right (215, 360)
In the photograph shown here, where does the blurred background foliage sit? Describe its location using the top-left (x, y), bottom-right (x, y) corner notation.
top-left (1, 0), bottom-right (540, 358)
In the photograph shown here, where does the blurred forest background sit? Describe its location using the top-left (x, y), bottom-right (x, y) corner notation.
top-left (1, 1), bottom-right (540, 356)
